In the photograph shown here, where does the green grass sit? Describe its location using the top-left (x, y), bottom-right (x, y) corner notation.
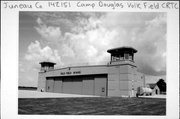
top-left (18, 97), bottom-right (166, 115)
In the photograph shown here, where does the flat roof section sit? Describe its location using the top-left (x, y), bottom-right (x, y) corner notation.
top-left (39, 62), bottom-right (56, 65)
top-left (107, 46), bottom-right (137, 54)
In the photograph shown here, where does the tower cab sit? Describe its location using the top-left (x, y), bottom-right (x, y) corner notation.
top-left (39, 62), bottom-right (56, 72)
top-left (107, 46), bottom-right (137, 65)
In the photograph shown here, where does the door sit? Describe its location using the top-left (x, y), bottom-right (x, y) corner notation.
top-left (54, 78), bottom-right (62, 93)
top-left (62, 78), bottom-right (72, 94)
top-left (46, 78), bottom-right (54, 92)
top-left (72, 78), bottom-right (82, 94)
top-left (94, 77), bottom-right (107, 96)
top-left (82, 77), bottom-right (94, 95)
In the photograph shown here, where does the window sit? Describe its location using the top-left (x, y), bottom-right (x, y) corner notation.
top-left (120, 54), bottom-right (124, 60)
top-left (124, 53), bottom-right (129, 60)
top-left (112, 55), bottom-right (120, 61)
top-left (129, 54), bottom-right (132, 60)
top-left (120, 56), bottom-right (124, 60)
top-left (116, 56), bottom-right (120, 61)
top-left (112, 56), bottom-right (115, 61)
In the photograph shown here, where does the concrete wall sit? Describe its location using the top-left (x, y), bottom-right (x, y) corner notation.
top-left (107, 61), bottom-right (144, 97)
top-left (107, 66), bottom-right (119, 96)
top-left (107, 64), bottom-right (135, 97)
top-left (41, 65), bottom-right (108, 77)
top-left (37, 72), bottom-right (46, 92)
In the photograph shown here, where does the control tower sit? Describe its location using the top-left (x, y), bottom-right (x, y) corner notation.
top-left (39, 62), bottom-right (56, 72)
top-left (107, 47), bottom-right (139, 97)
top-left (107, 46), bottom-right (137, 65)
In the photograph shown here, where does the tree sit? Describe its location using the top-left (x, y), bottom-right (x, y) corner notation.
top-left (156, 79), bottom-right (166, 93)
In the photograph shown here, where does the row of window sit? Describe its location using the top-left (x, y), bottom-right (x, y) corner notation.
top-left (41, 66), bottom-right (54, 71)
top-left (111, 53), bottom-right (133, 61)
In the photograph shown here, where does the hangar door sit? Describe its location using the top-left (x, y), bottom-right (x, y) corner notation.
top-left (46, 75), bottom-right (107, 96)
top-left (82, 77), bottom-right (94, 95)
top-left (46, 78), bottom-right (54, 92)
top-left (62, 77), bottom-right (82, 94)
top-left (54, 78), bottom-right (62, 93)
top-left (71, 78), bottom-right (82, 94)
top-left (94, 77), bottom-right (107, 96)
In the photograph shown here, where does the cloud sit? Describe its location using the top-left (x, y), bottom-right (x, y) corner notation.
top-left (25, 40), bottom-right (62, 64)
top-left (97, 12), bottom-right (166, 75)
top-left (27, 12), bottom-right (166, 76)
top-left (32, 13), bottom-right (116, 66)
top-left (35, 18), bottom-right (62, 42)
top-left (135, 14), bottom-right (166, 75)
top-left (60, 21), bottom-right (117, 65)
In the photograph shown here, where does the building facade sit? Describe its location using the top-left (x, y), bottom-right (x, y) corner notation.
top-left (38, 47), bottom-right (145, 97)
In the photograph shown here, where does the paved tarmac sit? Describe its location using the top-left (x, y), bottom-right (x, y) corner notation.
top-left (19, 90), bottom-right (166, 98)
top-left (19, 90), bottom-right (99, 98)
top-left (140, 95), bottom-right (166, 99)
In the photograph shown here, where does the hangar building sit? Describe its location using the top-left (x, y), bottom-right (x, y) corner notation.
top-left (38, 47), bottom-right (145, 97)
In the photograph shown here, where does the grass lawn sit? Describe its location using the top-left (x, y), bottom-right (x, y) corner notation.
top-left (18, 97), bottom-right (166, 115)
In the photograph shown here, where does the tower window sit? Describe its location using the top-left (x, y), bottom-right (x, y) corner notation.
top-left (129, 55), bottom-right (132, 60)
top-left (124, 53), bottom-right (129, 60)
top-left (129, 54), bottom-right (132, 60)
top-left (120, 54), bottom-right (124, 60)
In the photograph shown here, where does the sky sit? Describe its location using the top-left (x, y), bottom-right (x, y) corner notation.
top-left (19, 12), bottom-right (166, 87)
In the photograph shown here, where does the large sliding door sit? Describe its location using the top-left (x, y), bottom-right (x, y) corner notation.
top-left (72, 78), bottom-right (82, 94)
top-left (82, 77), bottom-right (94, 95)
top-left (62, 77), bottom-right (83, 94)
top-left (94, 77), bottom-right (107, 96)
top-left (54, 78), bottom-right (62, 93)
top-left (46, 75), bottom-right (107, 96)
top-left (46, 78), bottom-right (54, 92)
top-left (62, 78), bottom-right (72, 94)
